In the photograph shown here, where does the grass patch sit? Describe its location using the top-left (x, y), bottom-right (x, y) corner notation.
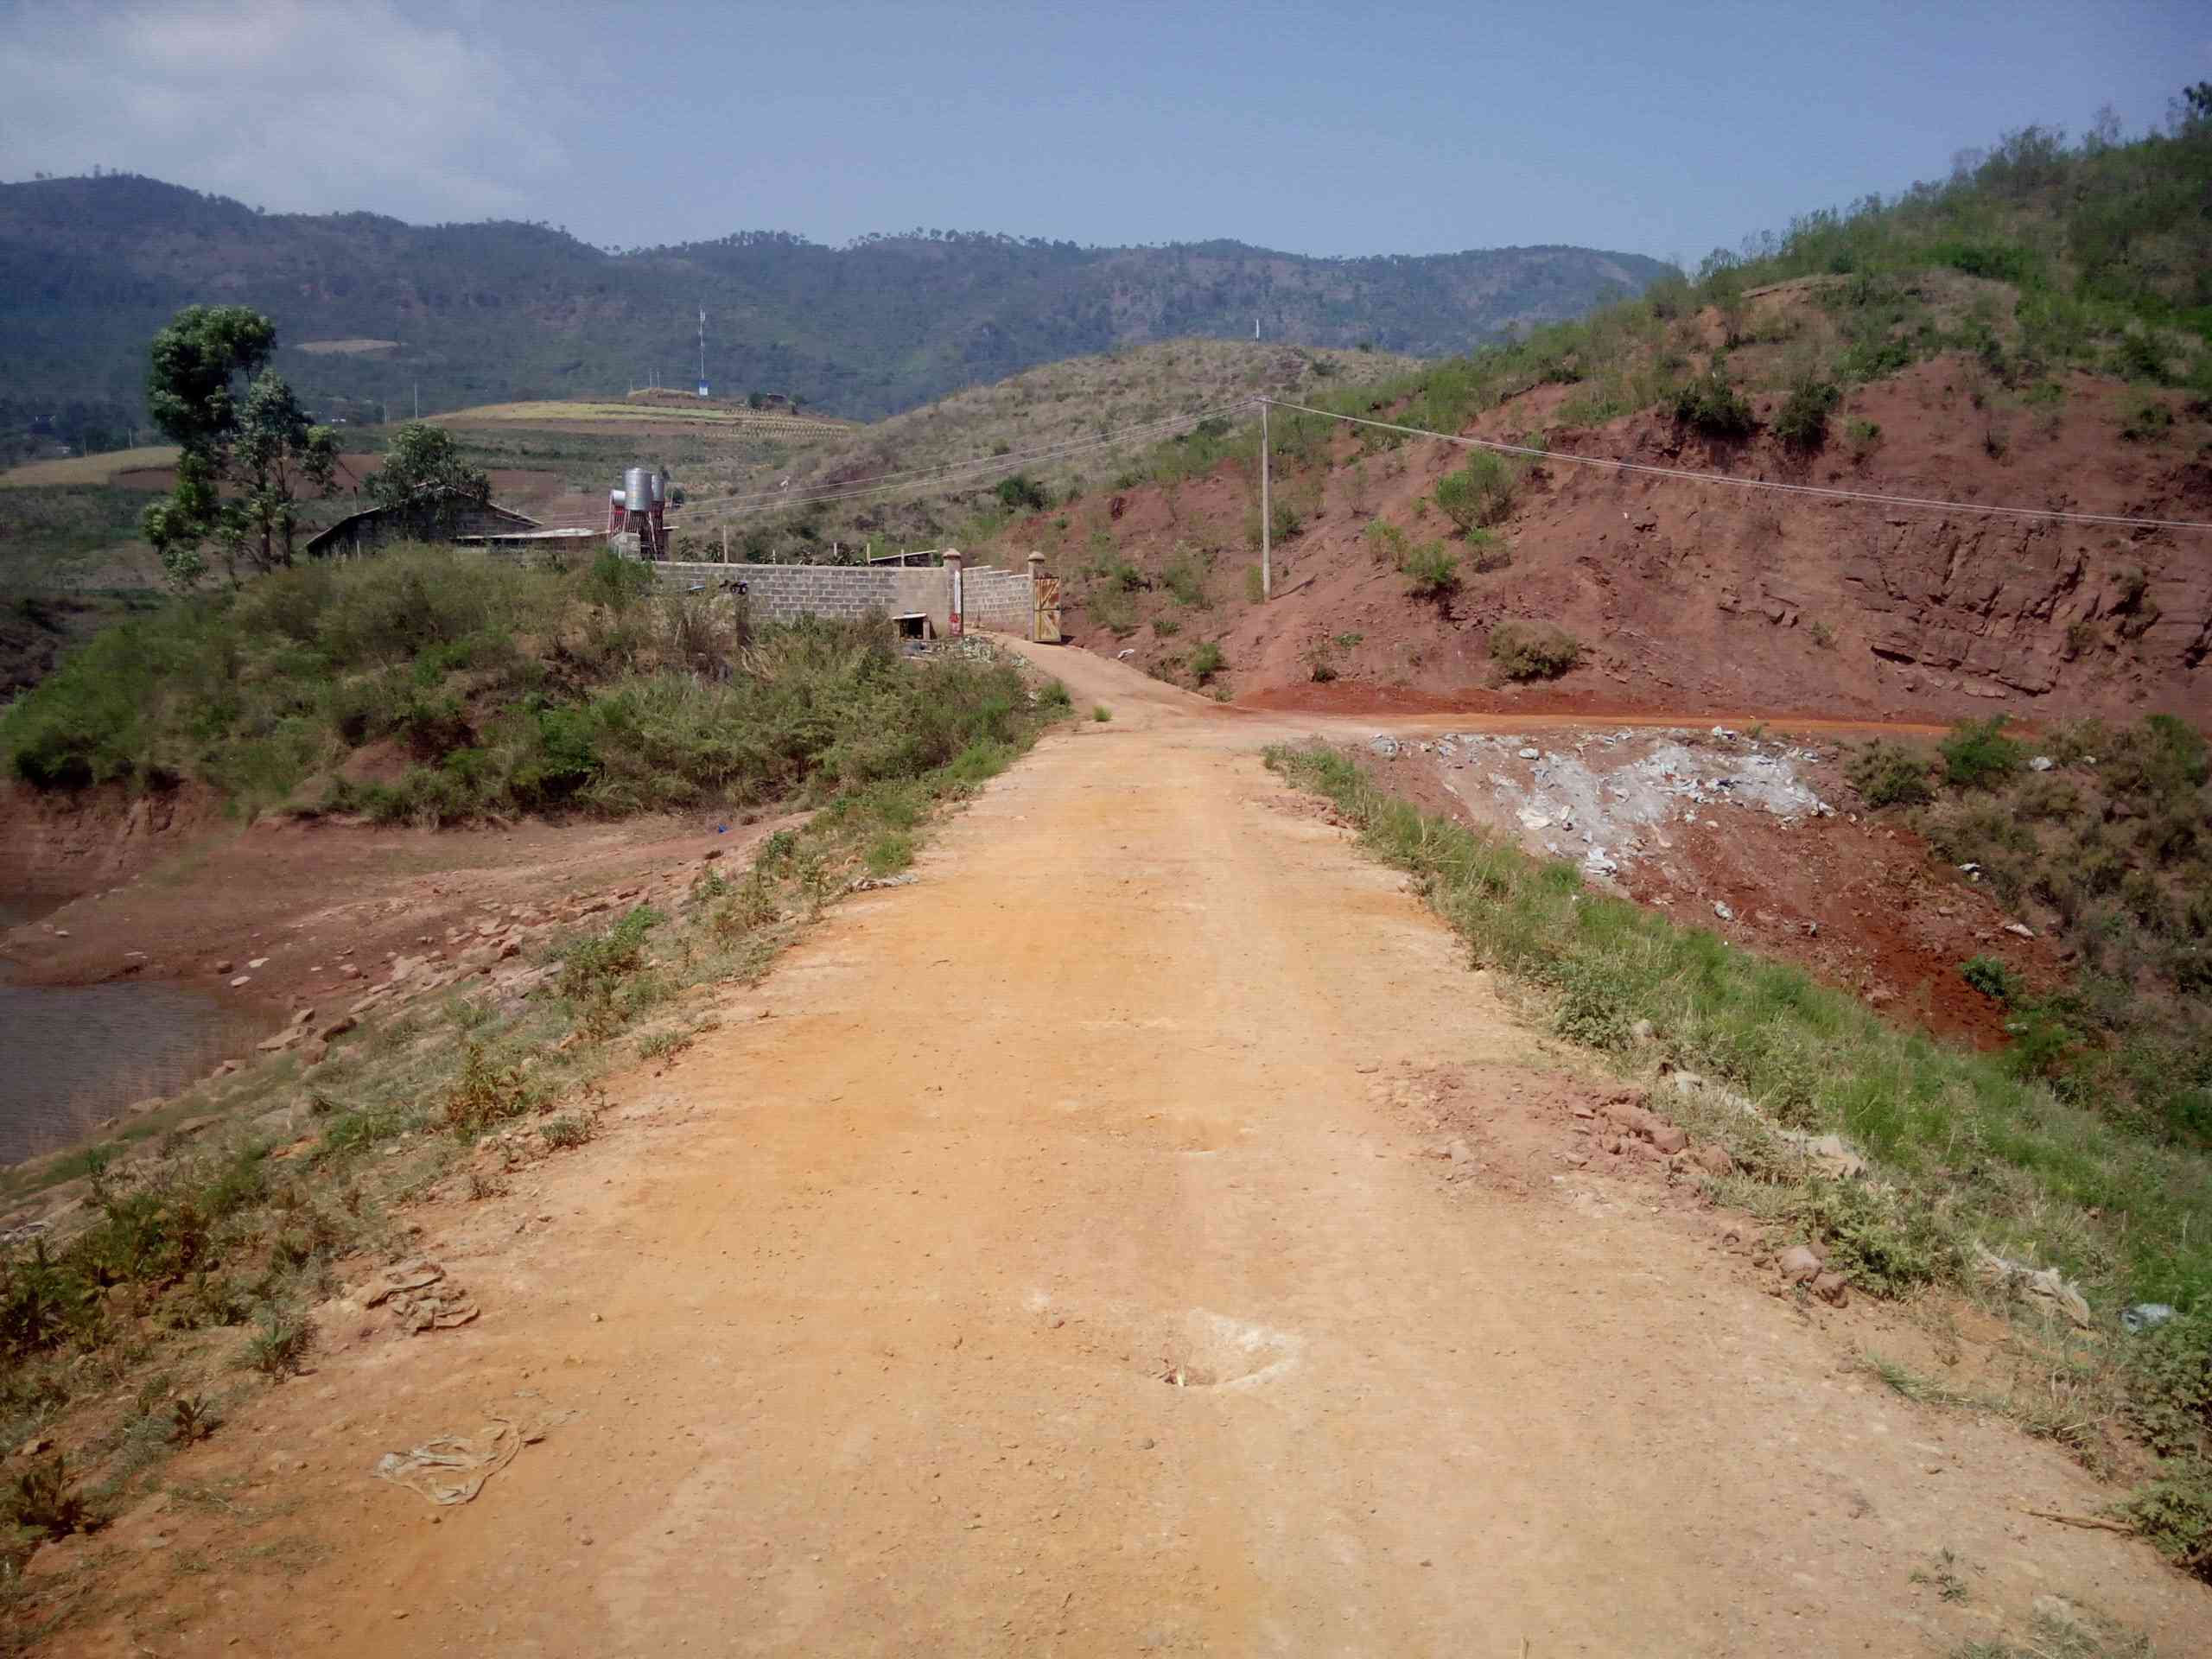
top-left (2, 550), bottom-right (1040, 824)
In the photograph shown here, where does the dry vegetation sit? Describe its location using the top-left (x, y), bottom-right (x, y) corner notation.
top-left (678, 339), bottom-right (1421, 563)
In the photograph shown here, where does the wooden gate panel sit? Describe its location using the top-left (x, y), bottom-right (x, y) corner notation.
top-left (1033, 575), bottom-right (1064, 643)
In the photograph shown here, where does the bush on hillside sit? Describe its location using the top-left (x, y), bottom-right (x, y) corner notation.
top-left (1488, 622), bottom-right (1581, 680)
top-left (1671, 372), bottom-right (1756, 439)
top-left (993, 474), bottom-right (1051, 512)
top-left (1940, 715), bottom-right (2025, 789)
top-left (1846, 741), bottom-right (1935, 807)
top-left (1433, 451), bottom-right (1520, 531)
top-left (1397, 540), bottom-right (1459, 598)
top-left (1774, 378), bottom-right (1841, 449)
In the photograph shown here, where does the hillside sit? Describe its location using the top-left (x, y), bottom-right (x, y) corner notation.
top-left (678, 338), bottom-right (1423, 561)
top-left (0, 173), bottom-right (1670, 435)
top-left (1008, 113), bottom-right (2211, 722)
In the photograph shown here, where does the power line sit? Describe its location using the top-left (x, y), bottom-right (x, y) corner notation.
top-left (710, 402), bottom-right (1243, 518)
top-left (1257, 397), bottom-right (2212, 535)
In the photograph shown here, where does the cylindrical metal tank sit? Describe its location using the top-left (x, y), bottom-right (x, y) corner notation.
top-left (623, 467), bottom-right (653, 519)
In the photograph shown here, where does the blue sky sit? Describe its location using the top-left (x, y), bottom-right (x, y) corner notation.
top-left (6, 0), bottom-right (2209, 263)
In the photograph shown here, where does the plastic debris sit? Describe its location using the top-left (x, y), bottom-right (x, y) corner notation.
top-left (2123, 1303), bottom-right (2177, 1333)
top-left (1973, 1242), bottom-right (2092, 1329)
top-left (2029, 756), bottom-right (2055, 772)
top-left (373, 1410), bottom-right (578, 1506)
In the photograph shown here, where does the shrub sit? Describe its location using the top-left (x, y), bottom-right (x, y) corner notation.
top-left (993, 474), bottom-right (1050, 512)
top-left (7, 1457), bottom-right (89, 1541)
top-left (1364, 520), bottom-right (1408, 566)
top-left (1774, 378), bottom-right (1841, 449)
top-left (581, 550), bottom-right (655, 611)
top-left (1433, 452), bottom-right (1520, 531)
top-left (1940, 716), bottom-right (2025, 790)
top-left (2113, 331), bottom-right (2171, 385)
top-left (1844, 417), bottom-right (1884, 461)
top-left (2120, 397), bottom-right (2175, 442)
top-left (1243, 566), bottom-right (1265, 605)
top-left (1672, 372), bottom-right (1756, 438)
top-left (245, 1309), bottom-right (311, 1377)
top-left (1189, 642), bottom-right (1224, 683)
top-left (1465, 531), bottom-right (1512, 575)
top-left (439, 1039), bottom-right (536, 1134)
top-left (540, 1114), bottom-right (594, 1151)
top-left (1092, 705), bottom-right (1112, 722)
top-left (1488, 622), bottom-right (1581, 680)
top-left (1846, 741), bottom-right (1934, 807)
top-left (1398, 540), bottom-right (1460, 598)
top-left (1960, 956), bottom-right (2020, 1002)
top-left (1160, 551), bottom-right (1211, 608)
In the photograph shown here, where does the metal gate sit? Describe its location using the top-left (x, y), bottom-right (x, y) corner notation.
top-left (1033, 575), bottom-right (1064, 643)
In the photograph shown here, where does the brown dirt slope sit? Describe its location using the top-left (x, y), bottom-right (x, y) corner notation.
top-left (1027, 356), bottom-right (2208, 721)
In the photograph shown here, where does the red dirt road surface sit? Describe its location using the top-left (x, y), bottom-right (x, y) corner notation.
top-left (35, 647), bottom-right (2210, 1657)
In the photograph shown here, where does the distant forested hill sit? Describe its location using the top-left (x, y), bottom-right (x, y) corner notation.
top-left (0, 174), bottom-right (1669, 432)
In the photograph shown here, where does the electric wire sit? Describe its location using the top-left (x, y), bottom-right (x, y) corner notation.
top-left (1257, 396), bottom-right (2212, 535)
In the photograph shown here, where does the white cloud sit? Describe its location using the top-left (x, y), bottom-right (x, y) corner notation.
top-left (0, 0), bottom-right (573, 222)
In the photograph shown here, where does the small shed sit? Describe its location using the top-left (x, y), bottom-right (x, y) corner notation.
top-left (303, 492), bottom-right (542, 560)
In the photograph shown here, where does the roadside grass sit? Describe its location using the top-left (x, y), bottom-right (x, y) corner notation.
top-left (0, 634), bottom-right (1070, 1611)
top-left (1266, 741), bottom-right (2212, 1569)
top-left (1, 549), bottom-right (1038, 826)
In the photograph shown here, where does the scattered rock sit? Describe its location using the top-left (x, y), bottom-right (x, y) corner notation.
top-left (1647, 1122), bottom-right (1689, 1155)
top-left (702, 849), bottom-right (724, 861)
top-left (1517, 747), bottom-right (1541, 760)
top-left (230, 974), bottom-right (252, 988)
top-left (247, 957), bottom-right (270, 969)
top-left (1693, 1144), bottom-right (1734, 1178)
top-left (318, 1014), bottom-right (357, 1042)
top-left (213, 959), bottom-right (233, 974)
top-left (2004, 921), bottom-right (2036, 938)
top-left (2029, 755), bottom-right (2055, 772)
top-left (1370, 735), bottom-right (1401, 758)
top-left (1713, 901), bottom-right (1734, 922)
top-left (1777, 1245), bottom-right (1823, 1285)
top-left (1811, 1271), bottom-right (1850, 1306)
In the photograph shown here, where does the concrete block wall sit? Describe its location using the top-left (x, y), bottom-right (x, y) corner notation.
top-left (641, 558), bottom-right (1039, 636)
top-left (963, 567), bottom-right (1035, 632)
top-left (645, 562), bottom-right (960, 629)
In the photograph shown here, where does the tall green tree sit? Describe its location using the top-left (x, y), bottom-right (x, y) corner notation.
top-left (367, 422), bottom-right (491, 529)
top-left (140, 305), bottom-right (335, 588)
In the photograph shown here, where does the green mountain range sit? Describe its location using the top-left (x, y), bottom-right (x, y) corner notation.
top-left (0, 174), bottom-right (1671, 430)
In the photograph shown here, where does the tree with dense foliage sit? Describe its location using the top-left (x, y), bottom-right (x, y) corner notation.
top-left (140, 305), bottom-right (336, 588)
top-left (367, 422), bottom-right (492, 528)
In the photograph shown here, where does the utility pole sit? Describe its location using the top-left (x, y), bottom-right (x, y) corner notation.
top-left (412, 382), bottom-right (419, 419)
top-left (1258, 398), bottom-right (1272, 602)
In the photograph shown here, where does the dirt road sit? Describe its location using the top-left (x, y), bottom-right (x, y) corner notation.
top-left (61, 646), bottom-right (2206, 1656)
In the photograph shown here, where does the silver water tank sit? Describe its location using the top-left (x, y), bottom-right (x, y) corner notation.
top-left (623, 467), bottom-right (653, 518)
top-left (650, 471), bottom-right (668, 508)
